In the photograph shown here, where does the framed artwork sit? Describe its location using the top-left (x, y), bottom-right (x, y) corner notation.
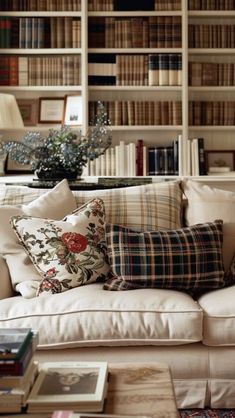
top-left (63, 95), bottom-right (83, 126)
top-left (205, 150), bottom-right (235, 174)
top-left (17, 99), bottom-right (39, 126)
top-left (39, 97), bottom-right (65, 124)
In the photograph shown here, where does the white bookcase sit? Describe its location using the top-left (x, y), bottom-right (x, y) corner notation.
top-left (0, 0), bottom-right (235, 184)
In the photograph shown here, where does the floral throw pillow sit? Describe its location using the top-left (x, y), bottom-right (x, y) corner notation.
top-left (10, 198), bottom-right (110, 296)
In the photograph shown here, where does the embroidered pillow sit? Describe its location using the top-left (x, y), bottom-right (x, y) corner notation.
top-left (10, 198), bottom-right (110, 296)
top-left (103, 220), bottom-right (225, 294)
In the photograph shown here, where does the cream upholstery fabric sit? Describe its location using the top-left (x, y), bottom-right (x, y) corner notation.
top-left (0, 283), bottom-right (203, 347)
top-left (0, 255), bottom-right (14, 299)
top-left (197, 285), bottom-right (235, 346)
top-left (183, 179), bottom-right (235, 270)
top-left (0, 180), bottom-right (77, 298)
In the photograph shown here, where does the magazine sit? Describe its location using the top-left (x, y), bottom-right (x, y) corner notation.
top-left (27, 362), bottom-right (108, 413)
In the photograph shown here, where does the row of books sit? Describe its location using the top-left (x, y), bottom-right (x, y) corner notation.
top-left (189, 101), bottom-right (235, 125)
top-left (88, 17), bottom-right (182, 49)
top-left (0, 17), bottom-right (81, 49)
top-left (88, 53), bottom-right (182, 86)
top-left (148, 140), bottom-right (180, 175)
top-left (0, 0), bottom-right (81, 10)
top-left (189, 61), bottom-right (235, 86)
top-left (188, 0), bottom-right (235, 9)
top-left (88, 0), bottom-right (181, 11)
top-left (0, 328), bottom-right (39, 414)
top-left (186, 137), bottom-right (206, 176)
top-left (0, 56), bottom-right (81, 86)
top-left (89, 100), bottom-right (182, 126)
top-left (89, 141), bottom-right (144, 177)
top-left (188, 24), bottom-right (235, 48)
top-left (88, 137), bottom-right (180, 177)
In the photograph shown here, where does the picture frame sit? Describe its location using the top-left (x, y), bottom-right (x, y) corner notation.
top-left (17, 99), bottom-right (39, 126)
top-left (205, 150), bottom-right (235, 174)
top-left (39, 97), bottom-right (65, 124)
top-left (63, 95), bottom-right (83, 126)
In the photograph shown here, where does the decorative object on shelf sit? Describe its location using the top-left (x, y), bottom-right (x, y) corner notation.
top-left (17, 99), bottom-right (39, 127)
top-left (63, 95), bottom-right (83, 126)
top-left (205, 150), bottom-right (235, 176)
top-left (0, 102), bottom-right (112, 181)
top-left (0, 93), bottom-right (24, 176)
top-left (38, 97), bottom-right (65, 124)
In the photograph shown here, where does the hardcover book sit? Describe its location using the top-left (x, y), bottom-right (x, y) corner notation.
top-left (0, 328), bottom-right (34, 360)
top-left (27, 362), bottom-right (108, 414)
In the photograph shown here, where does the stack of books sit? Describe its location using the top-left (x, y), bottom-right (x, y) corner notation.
top-left (27, 361), bottom-right (109, 414)
top-left (0, 328), bottom-right (39, 414)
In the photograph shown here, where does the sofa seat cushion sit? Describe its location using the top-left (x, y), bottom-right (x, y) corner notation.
top-left (0, 284), bottom-right (203, 348)
top-left (198, 285), bottom-right (235, 346)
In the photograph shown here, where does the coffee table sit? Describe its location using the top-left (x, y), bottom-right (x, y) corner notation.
top-left (4, 362), bottom-right (178, 418)
top-left (105, 362), bottom-right (179, 418)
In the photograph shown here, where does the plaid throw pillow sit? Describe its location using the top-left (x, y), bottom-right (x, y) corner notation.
top-left (73, 180), bottom-right (182, 231)
top-left (103, 220), bottom-right (225, 294)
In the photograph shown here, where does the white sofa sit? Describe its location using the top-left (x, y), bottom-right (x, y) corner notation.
top-left (0, 178), bottom-right (235, 409)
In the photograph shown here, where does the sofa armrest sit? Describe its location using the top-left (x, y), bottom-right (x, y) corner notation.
top-left (0, 255), bottom-right (14, 299)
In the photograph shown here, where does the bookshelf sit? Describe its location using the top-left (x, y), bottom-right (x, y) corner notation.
top-left (0, 0), bottom-right (235, 182)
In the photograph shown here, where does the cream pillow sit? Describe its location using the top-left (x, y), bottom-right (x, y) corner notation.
top-left (0, 179), bottom-right (77, 298)
top-left (183, 180), bottom-right (235, 270)
top-left (11, 198), bottom-right (109, 296)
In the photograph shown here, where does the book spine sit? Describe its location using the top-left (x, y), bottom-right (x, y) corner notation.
top-left (0, 343), bottom-right (33, 376)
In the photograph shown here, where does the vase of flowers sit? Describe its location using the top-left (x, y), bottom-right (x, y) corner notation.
top-left (0, 102), bottom-right (111, 181)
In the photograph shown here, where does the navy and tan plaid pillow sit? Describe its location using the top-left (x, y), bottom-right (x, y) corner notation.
top-left (103, 220), bottom-right (225, 294)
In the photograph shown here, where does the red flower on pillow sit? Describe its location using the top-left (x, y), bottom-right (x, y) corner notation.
top-left (62, 232), bottom-right (88, 253)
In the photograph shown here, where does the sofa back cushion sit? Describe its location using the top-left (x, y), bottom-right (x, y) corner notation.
top-left (103, 220), bottom-right (225, 295)
top-left (73, 180), bottom-right (182, 231)
top-left (183, 180), bottom-right (235, 271)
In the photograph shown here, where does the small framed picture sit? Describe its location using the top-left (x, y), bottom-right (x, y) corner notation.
top-left (17, 99), bottom-right (39, 126)
top-left (205, 150), bottom-right (235, 174)
top-left (63, 95), bottom-right (83, 126)
top-left (39, 97), bottom-right (65, 124)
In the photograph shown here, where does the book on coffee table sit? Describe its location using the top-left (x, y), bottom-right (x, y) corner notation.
top-left (0, 328), bottom-right (34, 360)
top-left (27, 362), bottom-right (108, 414)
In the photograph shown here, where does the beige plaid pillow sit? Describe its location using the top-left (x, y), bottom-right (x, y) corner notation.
top-left (0, 185), bottom-right (48, 206)
top-left (73, 181), bottom-right (182, 231)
